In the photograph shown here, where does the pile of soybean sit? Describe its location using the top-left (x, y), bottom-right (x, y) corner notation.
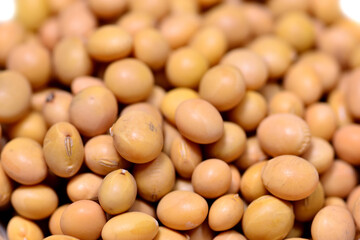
top-left (1, 0), bottom-right (360, 239)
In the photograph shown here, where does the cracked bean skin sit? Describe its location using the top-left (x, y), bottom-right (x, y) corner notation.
top-left (43, 122), bottom-right (84, 178)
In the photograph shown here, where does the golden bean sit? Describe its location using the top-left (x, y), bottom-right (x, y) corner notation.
top-left (1, 137), bottom-right (47, 185)
top-left (262, 155), bottom-right (319, 201)
top-left (111, 111), bottom-right (163, 164)
top-left (101, 212), bottom-right (159, 240)
top-left (242, 195), bottom-right (294, 240)
top-left (66, 173), bottom-right (102, 202)
top-left (98, 169), bottom-right (137, 215)
top-left (157, 190), bottom-right (208, 230)
top-left (0, 70), bottom-right (32, 123)
top-left (84, 135), bottom-right (131, 176)
top-left (43, 122), bottom-right (84, 178)
top-left (7, 216), bottom-right (44, 240)
top-left (133, 152), bottom-right (175, 202)
top-left (60, 200), bottom-right (106, 240)
top-left (11, 184), bottom-right (58, 220)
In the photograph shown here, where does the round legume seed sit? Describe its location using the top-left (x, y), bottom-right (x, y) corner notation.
top-left (0, 164), bottom-right (12, 208)
top-left (1, 137), bottom-right (47, 185)
top-left (157, 190), bottom-right (208, 230)
top-left (101, 212), bottom-right (159, 240)
top-left (111, 111), bottom-right (163, 164)
top-left (191, 159), bottom-right (232, 199)
top-left (133, 152), bottom-right (175, 202)
top-left (60, 200), bottom-right (106, 240)
top-left (7, 216), bottom-right (44, 240)
top-left (11, 184), bottom-right (58, 220)
top-left (69, 86), bottom-right (118, 137)
top-left (208, 194), bottom-right (244, 231)
top-left (84, 135), bottom-right (131, 176)
top-left (175, 98), bottom-right (224, 144)
top-left (242, 195), bottom-right (294, 240)
top-left (311, 206), bottom-right (355, 240)
top-left (43, 122), bottom-right (84, 178)
top-left (0, 70), bottom-right (32, 123)
top-left (262, 155), bottom-right (319, 201)
top-left (98, 169), bottom-right (137, 215)
top-left (66, 173), bottom-right (102, 202)
top-left (49, 204), bottom-right (69, 235)
top-left (257, 113), bottom-right (311, 157)
top-left (104, 58), bottom-right (154, 104)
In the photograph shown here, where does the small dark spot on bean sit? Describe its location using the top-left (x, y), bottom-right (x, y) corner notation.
top-left (46, 92), bottom-right (55, 102)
